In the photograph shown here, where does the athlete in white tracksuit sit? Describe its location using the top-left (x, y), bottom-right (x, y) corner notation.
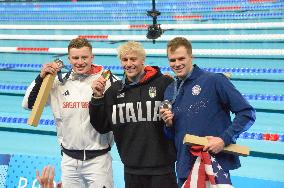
top-left (22, 38), bottom-right (115, 188)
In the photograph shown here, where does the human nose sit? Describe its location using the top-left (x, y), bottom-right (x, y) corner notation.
top-left (171, 60), bottom-right (181, 68)
top-left (124, 59), bottom-right (133, 67)
top-left (77, 57), bottom-right (86, 64)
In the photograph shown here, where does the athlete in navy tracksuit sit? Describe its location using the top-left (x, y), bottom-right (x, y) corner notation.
top-left (160, 37), bottom-right (256, 187)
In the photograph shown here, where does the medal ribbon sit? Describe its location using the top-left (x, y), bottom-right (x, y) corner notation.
top-left (172, 72), bottom-right (192, 104)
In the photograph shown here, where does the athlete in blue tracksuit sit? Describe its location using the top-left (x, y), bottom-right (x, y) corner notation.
top-left (160, 37), bottom-right (256, 187)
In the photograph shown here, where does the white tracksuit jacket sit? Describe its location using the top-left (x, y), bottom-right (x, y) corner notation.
top-left (22, 67), bottom-right (114, 151)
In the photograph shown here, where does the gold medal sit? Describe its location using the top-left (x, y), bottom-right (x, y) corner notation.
top-left (101, 69), bottom-right (111, 80)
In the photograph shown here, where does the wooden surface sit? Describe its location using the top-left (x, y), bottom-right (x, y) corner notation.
top-left (223, 72), bottom-right (232, 79)
top-left (27, 74), bottom-right (55, 127)
top-left (183, 134), bottom-right (250, 156)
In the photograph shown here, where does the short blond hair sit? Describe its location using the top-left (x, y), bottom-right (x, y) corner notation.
top-left (117, 41), bottom-right (146, 60)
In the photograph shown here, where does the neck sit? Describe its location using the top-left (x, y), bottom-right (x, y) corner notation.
top-left (178, 67), bottom-right (193, 81)
top-left (127, 69), bottom-right (145, 83)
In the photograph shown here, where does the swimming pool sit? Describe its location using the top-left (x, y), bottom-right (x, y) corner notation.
top-left (0, 0), bottom-right (283, 187)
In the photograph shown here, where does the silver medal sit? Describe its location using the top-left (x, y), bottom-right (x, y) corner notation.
top-left (160, 100), bottom-right (172, 111)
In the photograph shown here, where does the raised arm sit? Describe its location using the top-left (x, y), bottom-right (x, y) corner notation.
top-left (89, 75), bottom-right (112, 134)
top-left (22, 62), bottom-right (60, 109)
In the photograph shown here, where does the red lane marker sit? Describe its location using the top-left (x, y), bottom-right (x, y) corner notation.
top-left (270, 134), bottom-right (280, 141)
top-left (78, 35), bottom-right (108, 40)
top-left (213, 6), bottom-right (241, 12)
top-left (173, 15), bottom-right (202, 20)
top-left (17, 47), bottom-right (49, 52)
top-left (129, 24), bottom-right (149, 29)
top-left (249, 0), bottom-right (276, 3)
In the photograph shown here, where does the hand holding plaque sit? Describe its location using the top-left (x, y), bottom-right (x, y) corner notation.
top-left (40, 59), bottom-right (64, 79)
top-left (28, 59), bottom-right (64, 127)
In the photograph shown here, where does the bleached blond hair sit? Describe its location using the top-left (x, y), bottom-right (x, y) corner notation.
top-left (117, 41), bottom-right (146, 60)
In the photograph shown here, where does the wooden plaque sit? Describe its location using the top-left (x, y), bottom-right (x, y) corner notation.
top-left (27, 59), bottom-right (63, 127)
top-left (183, 134), bottom-right (250, 156)
top-left (27, 74), bottom-right (55, 127)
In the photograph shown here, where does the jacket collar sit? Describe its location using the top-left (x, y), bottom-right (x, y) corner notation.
top-left (120, 66), bottom-right (160, 91)
top-left (184, 64), bottom-right (203, 82)
top-left (124, 66), bottom-right (160, 85)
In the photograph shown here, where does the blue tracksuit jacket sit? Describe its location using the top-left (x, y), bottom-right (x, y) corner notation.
top-left (164, 65), bottom-right (256, 179)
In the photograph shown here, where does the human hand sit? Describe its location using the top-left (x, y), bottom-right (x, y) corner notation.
top-left (203, 136), bottom-right (225, 154)
top-left (91, 76), bottom-right (106, 98)
top-left (40, 61), bottom-right (61, 78)
top-left (36, 166), bottom-right (55, 188)
top-left (160, 108), bottom-right (174, 127)
top-left (163, 72), bottom-right (174, 79)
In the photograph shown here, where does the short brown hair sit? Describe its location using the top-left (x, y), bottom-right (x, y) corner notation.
top-left (68, 38), bottom-right (92, 53)
top-left (167, 37), bottom-right (192, 56)
top-left (117, 41), bottom-right (146, 61)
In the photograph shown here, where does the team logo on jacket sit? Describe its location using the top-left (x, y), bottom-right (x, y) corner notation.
top-left (117, 92), bottom-right (125, 98)
top-left (63, 90), bottom-right (70, 96)
top-left (149, 87), bottom-right (157, 98)
top-left (192, 85), bottom-right (201, 95)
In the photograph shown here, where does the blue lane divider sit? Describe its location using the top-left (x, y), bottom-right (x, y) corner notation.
top-left (239, 132), bottom-right (284, 142)
top-left (202, 67), bottom-right (284, 74)
top-left (0, 84), bottom-right (283, 101)
top-left (1, 0), bottom-right (283, 8)
top-left (1, 4), bottom-right (283, 14)
top-left (0, 85), bottom-right (28, 91)
top-left (1, 115), bottom-right (283, 142)
top-left (242, 94), bottom-right (284, 101)
top-left (0, 116), bottom-right (54, 126)
top-left (1, 64), bottom-right (284, 74)
top-left (0, 63), bottom-right (43, 69)
top-left (1, 12), bottom-right (283, 21)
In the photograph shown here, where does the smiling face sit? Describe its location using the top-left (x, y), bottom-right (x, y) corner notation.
top-left (120, 52), bottom-right (145, 82)
top-left (168, 46), bottom-right (193, 80)
top-left (68, 46), bottom-right (94, 74)
top-left (117, 41), bottom-right (146, 82)
top-left (167, 37), bottom-right (193, 80)
top-left (67, 38), bottom-right (94, 74)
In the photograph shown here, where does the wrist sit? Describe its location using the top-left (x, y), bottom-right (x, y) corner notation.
top-left (92, 93), bottom-right (104, 99)
top-left (40, 73), bottom-right (45, 78)
top-left (165, 123), bottom-right (173, 127)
